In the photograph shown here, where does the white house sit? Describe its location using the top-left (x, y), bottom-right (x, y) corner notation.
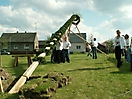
top-left (69, 33), bottom-right (86, 53)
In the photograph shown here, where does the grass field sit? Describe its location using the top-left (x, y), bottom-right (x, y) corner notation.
top-left (0, 53), bottom-right (132, 99)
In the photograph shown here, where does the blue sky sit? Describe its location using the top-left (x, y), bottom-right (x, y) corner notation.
top-left (0, 0), bottom-right (9, 6)
top-left (81, 9), bottom-right (111, 27)
top-left (0, 0), bottom-right (132, 43)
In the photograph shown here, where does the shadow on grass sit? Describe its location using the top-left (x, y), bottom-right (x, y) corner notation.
top-left (9, 58), bottom-right (28, 77)
top-left (5, 93), bottom-right (19, 99)
top-left (67, 66), bottom-right (114, 72)
top-left (107, 57), bottom-right (132, 74)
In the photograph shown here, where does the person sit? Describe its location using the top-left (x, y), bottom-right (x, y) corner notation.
top-left (51, 47), bottom-right (56, 63)
top-left (105, 46), bottom-right (109, 54)
top-left (55, 39), bottom-right (63, 63)
top-left (113, 30), bottom-right (126, 68)
top-left (91, 38), bottom-right (98, 59)
top-left (62, 36), bottom-right (71, 63)
top-left (124, 34), bottom-right (131, 62)
top-left (86, 43), bottom-right (92, 57)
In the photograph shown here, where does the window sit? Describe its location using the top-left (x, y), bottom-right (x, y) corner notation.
top-left (24, 44), bottom-right (29, 50)
top-left (3, 47), bottom-right (8, 50)
top-left (14, 45), bottom-right (18, 50)
top-left (76, 45), bottom-right (81, 49)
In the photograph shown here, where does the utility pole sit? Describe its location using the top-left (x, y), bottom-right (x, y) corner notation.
top-left (35, 23), bottom-right (37, 32)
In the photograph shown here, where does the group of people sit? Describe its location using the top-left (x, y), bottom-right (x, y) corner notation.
top-left (86, 29), bottom-right (131, 68)
top-left (51, 36), bottom-right (71, 63)
top-left (113, 29), bottom-right (131, 68)
top-left (51, 29), bottom-right (131, 68)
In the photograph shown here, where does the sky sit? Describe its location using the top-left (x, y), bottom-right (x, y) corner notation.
top-left (0, 0), bottom-right (132, 43)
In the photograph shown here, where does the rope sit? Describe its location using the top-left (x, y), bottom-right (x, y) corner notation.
top-left (109, 89), bottom-right (131, 99)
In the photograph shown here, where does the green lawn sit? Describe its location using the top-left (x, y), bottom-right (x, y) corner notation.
top-left (0, 53), bottom-right (132, 99)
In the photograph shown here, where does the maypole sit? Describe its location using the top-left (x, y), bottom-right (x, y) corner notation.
top-left (8, 14), bottom-right (81, 94)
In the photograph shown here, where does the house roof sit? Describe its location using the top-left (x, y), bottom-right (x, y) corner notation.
top-left (39, 40), bottom-right (47, 45)
top-left (1, 32), bottom-right (37, 42)
top-left (70, 33), bottom-right (86, 43)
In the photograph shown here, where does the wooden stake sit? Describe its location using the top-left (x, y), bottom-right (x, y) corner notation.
top-left (75, 25), bottom-right (86, 45)
top-left (0, 77), bottom-right (4, 93)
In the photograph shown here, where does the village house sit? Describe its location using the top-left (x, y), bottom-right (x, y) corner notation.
top-left (38, 33), bottom-right (87, 53)
top-left (69, 33), bottom-right (86, 53)
top-left (0, 31), bottom-right (39, 54)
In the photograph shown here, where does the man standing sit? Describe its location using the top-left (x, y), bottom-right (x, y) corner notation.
top-left (91, 38), bottom-right (98, 59)
top-left (55, 39), bottom-right (63, 63)
top-left (113, 30), bottom-right (126, 68)
top-left (62, 36), bottom-right (71, 63)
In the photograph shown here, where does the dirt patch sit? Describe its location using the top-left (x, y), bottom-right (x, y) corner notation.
top-left (19, 72), bottom-right (71, 99)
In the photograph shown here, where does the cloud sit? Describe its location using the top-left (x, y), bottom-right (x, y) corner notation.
top-left (87, 0), bottom-right (132, 41)
top-left (0, 0), bottom-right (132, 43)
top-left (0, 0), bottom-right (87, 40)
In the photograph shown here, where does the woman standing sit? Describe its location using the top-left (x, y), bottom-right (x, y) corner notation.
top-left (113, 30), bottom-right (126, 68)
top-left (124, 34), bottom-right (131, 62)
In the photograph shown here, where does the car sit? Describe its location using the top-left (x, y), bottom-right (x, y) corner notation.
top-left (0, 50), bottom-right (10, 55)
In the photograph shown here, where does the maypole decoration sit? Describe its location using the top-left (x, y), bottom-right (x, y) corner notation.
top-left (34, 14), bottom-right (81, 62)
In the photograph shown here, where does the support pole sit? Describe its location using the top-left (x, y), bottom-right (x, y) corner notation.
top-left (0, 77), bottom-right (4, 93)
top-left (75, 25), bottom-right (87, 45)
top-left (70, 30), bottom-right (110, 58)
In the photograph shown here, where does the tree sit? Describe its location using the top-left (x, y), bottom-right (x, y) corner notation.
top-left (104, 38), bottom-right (114, 53)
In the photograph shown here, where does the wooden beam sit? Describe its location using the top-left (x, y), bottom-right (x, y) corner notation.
top-left (0, 77), bottom-right (4, 93)
top-left (8, 61), bottom-right (39, 94)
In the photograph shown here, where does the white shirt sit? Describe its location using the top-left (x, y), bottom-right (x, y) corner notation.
top-left (87, 44), bottom-right (91, 49)
top-left (91, 40), bottom-right (98, 47)
top-left (113, 36), bottom-right (126, 49)
top-left (63, 40), bottom-right (71, 49)
top-left (56, 41), bottom-right (63, 50)
top-left (125, 38), bottom-right (130, 46)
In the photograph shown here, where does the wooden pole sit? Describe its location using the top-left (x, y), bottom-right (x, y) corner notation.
top-left (0, 77), bottom-right (4, 93)
top-left (9, 61), bottom-right (39, 94)
top-left (75, 25), bottom-right (87, 45)
top-left (70, 30), bottom-right (110, 58)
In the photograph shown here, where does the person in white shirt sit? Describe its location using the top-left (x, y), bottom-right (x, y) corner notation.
top-left (62, 36), bottom-right (71, 63)
top-left (91, 38), bottom-right (98, 59)
top-left (86, 43), bottom-right (92, 57)
top-left (113, 30), bottom-right (126, 68)
top-left (55, 39), bottom-right (63, 63)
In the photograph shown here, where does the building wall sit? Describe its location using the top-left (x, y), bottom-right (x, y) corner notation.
top-left (10, 42), bottom-right (34, 54)
top-left (69, 42), bottom-right (86, 53)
